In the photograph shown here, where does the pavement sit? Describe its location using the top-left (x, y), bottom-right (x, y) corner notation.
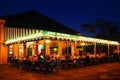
top-left (0, 62), bottom-right (120, 80)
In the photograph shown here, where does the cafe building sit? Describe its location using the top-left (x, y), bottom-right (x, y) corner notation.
top-left (0, 10), bottom-right (119, 64)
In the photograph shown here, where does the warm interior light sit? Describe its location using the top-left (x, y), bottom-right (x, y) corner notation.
top-left (81, 42), bottom-right (85, 46)
top-left (45, 39), bottom-right (51, 43)
top-left (26, 42), bottom-right (33, 47)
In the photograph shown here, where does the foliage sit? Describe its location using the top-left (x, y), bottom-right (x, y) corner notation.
top-left (80, 18), bottom-right (120, 41)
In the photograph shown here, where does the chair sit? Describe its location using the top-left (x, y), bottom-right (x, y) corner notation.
top-left (66, 60), bottom-right (74, 69)
top-left (61, 60), bottom-right (67, 69)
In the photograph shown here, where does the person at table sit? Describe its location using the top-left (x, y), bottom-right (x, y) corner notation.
top-left (38, 53), bottom-right (44, 62)
top-left (31, 55), bottom-right (39, 71)
top-left (49, 56), bottom-right (57, 72)
top-left (45, 55), bottom-right (51, 72)
top-left (61, 54), bottom-right (66, 61)
top-left (32, 55), bottom-right (38, 61)
top-left (85, 52), bottom-right (91, 65)
top-left (66, 54), bottom-right (71, 60)
top-left (22, 55), bottom-right (32, 70)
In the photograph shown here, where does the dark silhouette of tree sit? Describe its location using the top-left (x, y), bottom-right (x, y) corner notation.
top-left (80, 18), bottom-right (120, 41)
top-left (80, 24), bottom-right (95, 34)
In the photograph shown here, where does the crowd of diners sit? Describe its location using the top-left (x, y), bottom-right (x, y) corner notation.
top-left (8, 51), bottom-right (119, 72)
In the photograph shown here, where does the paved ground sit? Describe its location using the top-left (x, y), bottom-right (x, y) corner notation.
top-left (0, 62), bottom-right (120, 80)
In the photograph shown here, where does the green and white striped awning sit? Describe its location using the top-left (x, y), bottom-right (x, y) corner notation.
top-left (5, 30), bottom-right (119, 45)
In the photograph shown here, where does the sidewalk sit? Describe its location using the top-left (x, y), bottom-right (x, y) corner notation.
top-left (0, 62), bottom-right (120, 80)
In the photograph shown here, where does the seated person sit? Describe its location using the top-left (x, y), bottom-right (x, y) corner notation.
top-left (85, 52), bottom-right (91, 65)
top-left (38, 53), bottom-right (44, 62)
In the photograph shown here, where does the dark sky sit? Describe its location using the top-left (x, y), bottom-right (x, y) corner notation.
top-left (0, 0), bottom-right (120, 36)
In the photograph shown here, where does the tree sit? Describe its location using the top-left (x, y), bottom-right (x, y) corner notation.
top-left (80, 24), bottom-right (95, 35)
top-left (80, 18), bottom-right (120, 41)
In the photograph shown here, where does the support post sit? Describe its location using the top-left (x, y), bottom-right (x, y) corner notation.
top-left (94, 42), bottom-right (96, 55)
top-left (118, 44), bottom-right (120, 60)
top-left (0, 20), bottom-right (8, 64)
top-left (108, 44), bottom-right (110, 62)
top-left (66, 41), bottom-right (69, 55)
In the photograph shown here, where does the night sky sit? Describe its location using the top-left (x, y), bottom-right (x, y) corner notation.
top-left (0, 0), bottom-right (120, 36)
